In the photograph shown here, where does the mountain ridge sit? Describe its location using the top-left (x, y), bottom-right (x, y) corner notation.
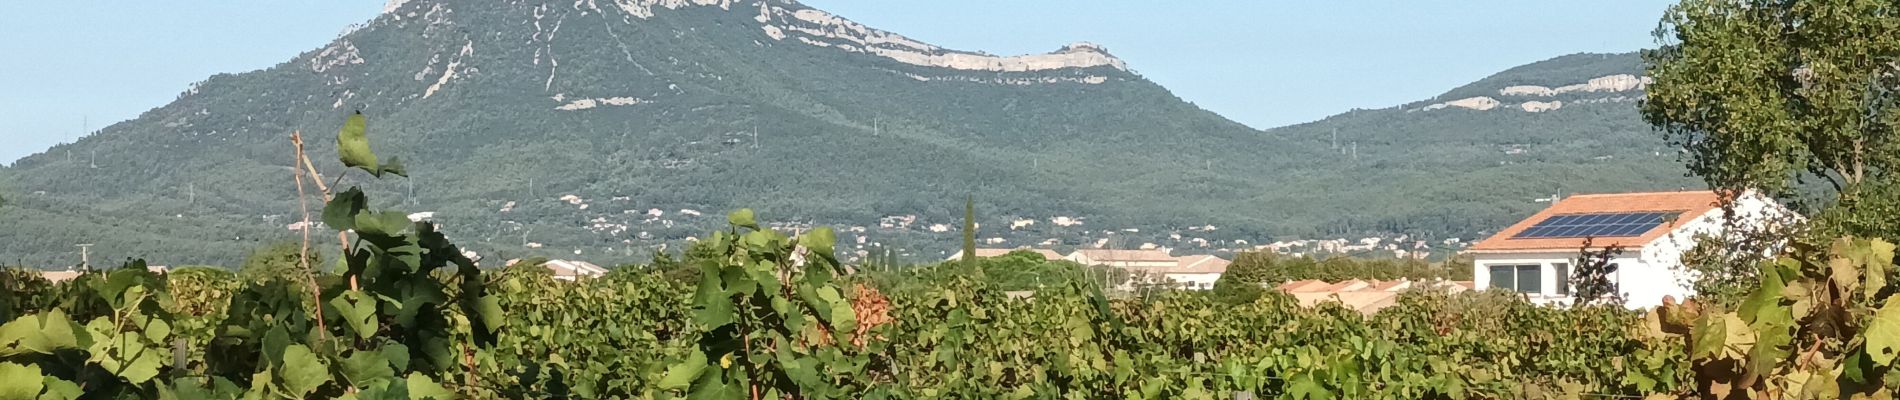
top-left (0, 1), bottom-right (1689, 267)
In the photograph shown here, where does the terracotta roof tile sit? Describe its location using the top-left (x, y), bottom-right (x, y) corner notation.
top-left (1073, 249), bottom-right (1176, 262)
top-left (1171, 255), bottom-right (1230, 274)
top-left (1469, 190), bottom-right (1724, 253)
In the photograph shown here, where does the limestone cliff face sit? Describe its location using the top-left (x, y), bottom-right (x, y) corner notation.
top-left (1419, 74), bottom-right (1650, 113)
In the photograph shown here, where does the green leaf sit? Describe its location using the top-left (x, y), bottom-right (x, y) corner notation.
top-left (800, 226), bottom-right (836, 257)
top-left (659, 350), bottom-right (707, 391)
top-left (378, 156), bottom-right (407, 178)
top-left (38, 376), bottom-right (81, 400)
top-left (337, 112), bottom-right (378, 172)
top-left (115, 346), bottom-right (164, 384)
top-left (0, 310), bottom-right (83, 356)
top-left (323, 188), bottom-right (369, 231)
top-left (0, 362), bottom-right (43, 400)
top-left (1738, 262), bottom-right (1786, 325)
top-left (688, 366), bottom-right (740, 400)
top-left (476, 295), bottom-right (505, 333)
top-left (727, 209), bottom-right (757, 229)
top-left (1867, 239), bottom-right (1895, 301)
top-left (1690, 312), bottom-right (1729, 360)
top-left (380, 343), bottom-right (411, 372)
top-left (330, 292), bottom-right (380, 340)
top-left (405, 373), bottom-right (453, 400)
top-left (339, 350), bottom-right (396, 389)
top-left (279, 344), bottom-right (332, 396)
top-left (1866, 297), bottom-right (1900, 366)
top-left (352, 211), bottom-right (413, 238)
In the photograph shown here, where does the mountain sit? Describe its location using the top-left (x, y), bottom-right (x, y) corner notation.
top-left (0, 1), bottom-right (1690, 267)
top-left (1249, 53), bottom-right (1695, 240)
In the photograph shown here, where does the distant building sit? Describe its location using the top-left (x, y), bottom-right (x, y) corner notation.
top-left (541, 260), bottom-right (608, 281)
top-left (1468, 190), bottom-right (1793, 309)
top-left (944, 248), bottom-right (1065, 262)
top-left (39, 265), bottom-right (169, 283)
top-left (1068, 249), bottom-right (1228, 290)
top-left (1277, 278), bottom-right (1472, 314)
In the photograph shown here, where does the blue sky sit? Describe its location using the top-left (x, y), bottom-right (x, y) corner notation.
top-left (0, 1), bottom-right (1674, 164)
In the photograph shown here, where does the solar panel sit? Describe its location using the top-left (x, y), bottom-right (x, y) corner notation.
top-left (1509, 211), bottom-right (1676, 239)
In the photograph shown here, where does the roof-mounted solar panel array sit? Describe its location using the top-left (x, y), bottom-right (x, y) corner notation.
top-left (1509, 211), bottom-right (1676, 239)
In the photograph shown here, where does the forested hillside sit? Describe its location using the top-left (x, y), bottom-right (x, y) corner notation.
top-left (0, 0), bottom-right (1689, 267)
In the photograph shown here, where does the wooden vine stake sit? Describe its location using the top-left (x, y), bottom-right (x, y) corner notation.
top-left (289, 130), bottom-right (332, 338)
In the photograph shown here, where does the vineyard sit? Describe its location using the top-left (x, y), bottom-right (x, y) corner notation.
top-left (8, 216), bottom-right (1900, 399)
top-left (0, 110), bottom-right (1891, 398)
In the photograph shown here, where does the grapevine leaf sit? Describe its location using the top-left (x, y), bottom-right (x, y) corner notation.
top-left (322, 188), bottom-right (369, 231)
top-left (329, 292), bottom-right (379, 340)
top-left (693, 262), bottom-right (736, 329)
top-left (1690, 312), bottom-right (1729, 360)
top-left (727, 209), bottom-right (757, 230)
top-left (1866, 297), bottom-right (1900, 366)
top-left (801, 226), bottom-right (836, 258)
top-left (688, 367), bottom-right (740, 400)
top-left (1867, 239), bottom-right (1895, 301)
top-left (1745, 318), bottom-right (1791, 377)
top-left (352, 210), bottom-right (412, 238)
top-left (378, 156), bottom-right (407, 178)
top-left (380, 343), bottom-right (411, 371)
top-left (116, 347), bottom-right (164, 384)
top-left (1738, 262), bottom-right (1785, 325)
top-left (279, 344), bottom-right (332, 396)
top-left (476, 295), bottom-right (506, 333)
top-left (0, 309), bottom-right (83, 356)
top-left (658, 350), bottom-right (707, 391)
top-left (1830, 247), bottom-right (1862, 299)
top-left (0, 362), bottom-right (43, 400)
top-left (405, 373), bottom-right (453, 400)
top-left (39, 376), bottom-right (82, 400)
top-left (337, 112), bottom-right (378, 173)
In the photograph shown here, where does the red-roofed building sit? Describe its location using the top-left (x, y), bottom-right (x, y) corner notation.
top-left (1275, 278), bottom-right (1471, 314)
top-left (1067, 250), bottom-right (1230, 290)
top-left (1468, 190), bottom-right (1793, 309)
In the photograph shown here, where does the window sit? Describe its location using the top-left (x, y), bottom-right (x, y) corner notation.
top-left (1514, 265), bottom-right (1541, 294)
top-left (1488, 264), bottom-right (1542, 294)
top-left (1489, 265), bottom-right (1514, 290)
top-left (1554, 263), bottom-right (1570, 296)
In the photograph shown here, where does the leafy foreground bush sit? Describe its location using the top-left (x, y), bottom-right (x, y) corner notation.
top-left (10, 222), bottom-right (1900, 398)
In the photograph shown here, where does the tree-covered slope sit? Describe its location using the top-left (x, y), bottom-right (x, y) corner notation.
top-left (0, 1), bottom-right (1687, 266)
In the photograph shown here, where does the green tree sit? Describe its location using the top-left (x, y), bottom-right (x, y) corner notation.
top-left (236, 241), bottom-right (319, 283)
top-left (1644, 0), bottom-right (1900, 239)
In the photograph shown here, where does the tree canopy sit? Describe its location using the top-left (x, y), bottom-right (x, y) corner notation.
top-left (1644, 0), bottom-right (1900, 238)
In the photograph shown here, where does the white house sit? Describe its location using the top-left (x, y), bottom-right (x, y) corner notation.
top-left (1469, 190), bottom-right (1790, 309)
top-left (1067, 249), bottom-right (1229, 290)
top-left (542, 260), bottom-right (609, 281)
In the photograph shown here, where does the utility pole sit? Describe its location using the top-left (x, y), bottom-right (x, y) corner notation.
top-left (90, 150), bottom-right (98, 169)
top-left (752, 126), bottom-right (759, 150)
top-left (873, 116), bottom-right (880, 137)
top-left (76, 244), bottom-right (94, 270)
top-left (1331, 127), bottom-right (1338, 150)
top-left (1351, 142), bottom-right (1358, 160)
top-left (188, 183), bottom-right (195, 204)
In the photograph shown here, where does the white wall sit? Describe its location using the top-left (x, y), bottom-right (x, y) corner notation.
top-left (1164, 273), bottom-right (1221, 291)
top-left (1473, 252), bottom-right (1652, 307)
top-left (1472, 191), bottom-right (1794, 309)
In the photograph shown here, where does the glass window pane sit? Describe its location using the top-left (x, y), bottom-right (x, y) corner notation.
top-left (1554, 263), bottom-right (1570, 295)
top-left (1516, 265), bottom-right (1542, 294)
top-left (1489, 265), bottom-right (1515, 291)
